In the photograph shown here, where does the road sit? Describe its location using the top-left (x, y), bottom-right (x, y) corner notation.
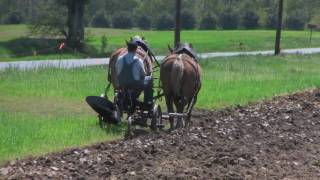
top-left (1, 47), bottom-right (320, 70)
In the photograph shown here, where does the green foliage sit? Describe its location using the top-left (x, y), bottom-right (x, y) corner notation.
top-left (2, 0), bottom-right (320, 30)
top-left (219, 10), bottom-right (239, 30)
top-left (29, 0), bottom-right (68, 37)
top-left (155, 14), bottom-right (174, 30)
top-left (265, 13), bottom-right (277, 29)
top-left (112, 12), bottom-right (133, 29)
top-left (286, 13), bottom-right (306, 30)
top-left (136, 15), bottom-right (152, 30)
top-left (92, 12), bottom-right (110, 28)
top-left (3, 26), bottom-right (320, 61)
top-left (200, 14), bottom-right (217, 30)
top-left (2, 12), bottom-right (23, 24)
top-left (181, 10), bottom-right (196, 30)
top-left (242, 11), bottom-right (260, 29)
top-left (100, 35), bottom-right (108, 53)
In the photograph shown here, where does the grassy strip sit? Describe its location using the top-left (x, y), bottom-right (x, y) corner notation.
top-left (198, 54), bottom-right (320, 108)
top-left (1, 54), bottom-right (320, 164)
top-left (1, 25), bottom-right (320, 61)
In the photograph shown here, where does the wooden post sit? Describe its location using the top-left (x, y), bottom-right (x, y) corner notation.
top-left (310, 28), bottom-right (313, 44)
top-left (174, 0), bottom-right (181, 48)
top-left (275, 0), bottom-right (284, 55)
top-left (307, 24), bottom-right (318, 45)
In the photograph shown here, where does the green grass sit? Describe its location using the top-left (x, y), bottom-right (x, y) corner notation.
top-left (1, 54), bottom-right (320, 164)
top-left (1, 25), bottom-right (320, 61)
top-left (198, 55), bottom-right (320, 108)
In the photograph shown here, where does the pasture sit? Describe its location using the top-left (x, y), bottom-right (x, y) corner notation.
top-left (1, 54), bottom-right (320, 164)
top-left (1, 25), bottom-right (320, 61)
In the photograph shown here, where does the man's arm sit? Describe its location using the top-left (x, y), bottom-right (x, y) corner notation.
top-left (137, 59), bottom-right (146, 77)
top-left (115, 56), bottom-right (124, 76)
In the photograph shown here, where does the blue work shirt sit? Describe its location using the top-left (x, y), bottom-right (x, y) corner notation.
top-left (115, 52), bottom-right (146, 82)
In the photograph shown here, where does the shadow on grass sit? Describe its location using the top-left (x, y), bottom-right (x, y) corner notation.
top-left (0, 37), bottom-right (105, 59)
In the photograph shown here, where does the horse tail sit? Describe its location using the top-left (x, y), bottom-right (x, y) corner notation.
top-left (171, 54), bottom-right (184, 96)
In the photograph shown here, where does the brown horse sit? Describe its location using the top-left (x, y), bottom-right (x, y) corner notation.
top-left (160, 43), bottom-right (201, 129)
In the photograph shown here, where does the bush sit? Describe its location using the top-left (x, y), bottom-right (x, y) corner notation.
top-left (200, 14), bottom-right (217, 30)
top-left (92, 12), bottom-right (110, 28)
top-left (3, 12), bottom-right (23, 24)
top-left (112, 12), bottom-right (133, 29)
top-left (219, 11), bottom-right (239, 30)
top-left (137, 15), bottom-right (151, 30)
top-left (242, 11), bottom-right (259, 29)
top-left (265, 14), bottom-right (277, 29)
top-left (286, 15), bottom-right (305, 30)
top-left (181, 10), bottom-right (196, 30)
top-left (155, 14), bottom-right (174, 30)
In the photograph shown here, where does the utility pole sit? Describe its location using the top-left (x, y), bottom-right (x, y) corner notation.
top-left (174, 0), bottom-right (181, 48)
top-left (275, 0), bottom-right (284, 55)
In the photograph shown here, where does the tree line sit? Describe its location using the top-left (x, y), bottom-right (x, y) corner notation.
top-left (1, 0), bottom-right (320, 31)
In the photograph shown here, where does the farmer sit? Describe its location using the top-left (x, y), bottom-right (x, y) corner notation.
top-left (115, 36), bottom-right (153, 108)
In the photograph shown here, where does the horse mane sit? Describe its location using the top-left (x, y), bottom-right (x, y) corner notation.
top-left (171, 54), bottom-right (184, 97)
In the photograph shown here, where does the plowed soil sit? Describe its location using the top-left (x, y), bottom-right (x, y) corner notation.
top-left (2, 89), bottom-right (320, 179)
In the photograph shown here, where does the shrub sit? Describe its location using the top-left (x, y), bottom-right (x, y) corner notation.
top-left (137, 15), bottom-right (151, 30)
top-left (200, 14), bottom-right (217, 30)
top-left (286, 15), bottom-right (305, 30)
top-left (265, 14), bottom-right (277, 29)
top-left (242, 11), bottom-right (259, 29)
top-left (112, 12), bottom-right (133, 29)
top-left (181, 10), bottom-right (196, 30)
top-left (92, 12), bottom-right (110, 28)
top-left (3, 12), bottom-right (23, 24)
top-left (155, 14), bottom-right (174, 30)
top-left (219, 11), bottom-right (239, 30)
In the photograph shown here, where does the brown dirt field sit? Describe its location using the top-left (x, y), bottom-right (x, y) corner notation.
top-left (1, 89), bottom-right (320, 179)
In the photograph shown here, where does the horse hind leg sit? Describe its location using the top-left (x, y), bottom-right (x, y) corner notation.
top-left (186, 97), bottom-right (196, 128)
top-left (165, 95), bottom-right (175, 131)
top-left (175, 98), bottom-right (186, 129)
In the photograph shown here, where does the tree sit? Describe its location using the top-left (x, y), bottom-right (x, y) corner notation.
top-left (242, 11), bottom-right (259, 29)
top-left (220, 10), bottom-right (239, 30)
top-left (92, 11), bottom-right (110, 28)
top-left (156, 14), bottom-right (174, 30)
top-left (200, 14), bottom-right (217, 30)
top-left (30, 0), bottom-right (68, 37)
top-left (266, 13), bottom-right (277, 29)
top-left (275, 0), bottom-right (284, 55)
top-left (137, 15), bottom-right (151, 30)
top-left (30, 0), bottom-right (88, 50)
top-left (112, 12), bottom-right (133, 29)
top-left (3, 11), bottom-right (23, 24)
top-left (181, 10), bottom-right (196, 30)
top-left (65, 0), bottom-right (88, 49)
top-left (286, 13), bottom-right (305, 30)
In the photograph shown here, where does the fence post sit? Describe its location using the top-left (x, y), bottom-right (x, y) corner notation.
top-left (174, 0), bottom-right (181, 48)
top-left (275, 0), bottom-right (284, 55)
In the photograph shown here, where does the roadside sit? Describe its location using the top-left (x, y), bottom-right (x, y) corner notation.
top-left (1, 47), bottom-right (320, 70)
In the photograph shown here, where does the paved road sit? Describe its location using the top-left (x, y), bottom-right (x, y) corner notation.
top-left (1, 47), bottom-right (320, 71)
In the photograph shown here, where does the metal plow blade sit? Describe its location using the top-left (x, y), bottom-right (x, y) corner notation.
top-left (85, 96), bottom-right (118, 124)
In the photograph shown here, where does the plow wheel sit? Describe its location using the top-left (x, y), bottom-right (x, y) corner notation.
top-left (151, 105), bottom-right (163, 131)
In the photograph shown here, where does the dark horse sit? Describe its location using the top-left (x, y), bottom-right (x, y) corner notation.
top-left (160, 43), bottom-right (201, 129)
